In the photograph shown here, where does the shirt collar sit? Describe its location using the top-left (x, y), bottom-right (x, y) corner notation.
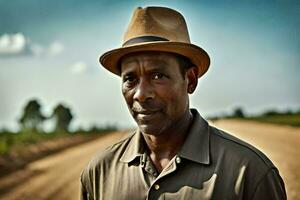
top-left (119, 108), bottom-right (210, 165)
top-left (119, 128), bottom-right (145, 164)
top-left (178, 109), bottom-right (210, 165)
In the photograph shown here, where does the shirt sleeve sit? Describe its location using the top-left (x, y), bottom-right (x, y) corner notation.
top-left (80, 170), bottom-right (94, 200)
top-left (252, 168), bottom-right (287, 200)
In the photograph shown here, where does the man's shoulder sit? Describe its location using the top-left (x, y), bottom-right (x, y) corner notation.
top-left (207, 124), bottom-right (286, 199)
top-left (209, 124), bottom-right (276, 171)
top-left (82, 131), bottom-right (135, 174)
top-left (80, 131), bottom-right (137, 195)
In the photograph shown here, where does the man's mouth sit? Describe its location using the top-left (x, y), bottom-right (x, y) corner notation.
top-left (132, 108), bottom-right (161, 121)
top-left (135, 111), bottom-right (160, 121)
top-left (135, 109), bottom-right (158, 115)
top-left (132, 102), bottom-right (163, 121)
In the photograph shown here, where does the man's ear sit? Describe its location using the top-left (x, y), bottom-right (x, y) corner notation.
top-left (186, 66), bottom-right (198, 94)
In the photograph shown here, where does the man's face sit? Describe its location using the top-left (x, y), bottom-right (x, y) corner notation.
top-left (120, 52), bottom-right (191, 135)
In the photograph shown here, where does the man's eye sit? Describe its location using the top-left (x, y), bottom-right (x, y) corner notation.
top-left (152, 73), bottom-right (164, 80)
top-left (123, 76), bottom-right (136, 83)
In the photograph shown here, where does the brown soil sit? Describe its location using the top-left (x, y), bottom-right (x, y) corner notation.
top-left (0, 121), bottom-right (299, 200)
top-left (0, 131), bottom-right (127, 200)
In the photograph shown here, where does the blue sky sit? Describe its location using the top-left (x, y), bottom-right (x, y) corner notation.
top-left (0, 0), bottom-right (299, 131)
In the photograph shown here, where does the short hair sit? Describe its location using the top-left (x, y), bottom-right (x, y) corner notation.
top-left (175, 54), bottom-right (194, 79)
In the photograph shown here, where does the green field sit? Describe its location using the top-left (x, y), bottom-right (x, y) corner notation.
top-left (0, 131), bottom-right (68, 155)
top-left (209, 113), bottom-right (300, 127)
top-left (0, 127), bottom-right (116, 155)
top-left (249, 114), bottom-right (300, 127)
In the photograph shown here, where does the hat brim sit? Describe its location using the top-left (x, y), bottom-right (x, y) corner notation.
top-left (99, 41), bottom-right (210, 78)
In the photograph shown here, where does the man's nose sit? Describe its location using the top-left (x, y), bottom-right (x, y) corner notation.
top-left (133, 78), bottom-right (155, 102)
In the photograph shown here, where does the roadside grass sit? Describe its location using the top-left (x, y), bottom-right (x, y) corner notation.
top-left (0, 128), bottom-right (116, 155)
top-left (248, 114), bottom-right (300, 127)
top-left (0, 131), bottom-right (67, 155)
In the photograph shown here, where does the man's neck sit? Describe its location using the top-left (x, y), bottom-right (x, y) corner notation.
top-left (142, 109), bottom-right (193, 172)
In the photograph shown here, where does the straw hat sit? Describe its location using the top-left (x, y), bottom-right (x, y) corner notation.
top-left (99, 6), bottom-right (210, 78)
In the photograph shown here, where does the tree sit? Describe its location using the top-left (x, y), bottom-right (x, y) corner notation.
top-left (232, 107), bottom-right (245, 118)
top-left (262, 109), bottom-right (280, 116)
top-left (52, 104), bottom-right (74, 132)
top-left (19, 99), bottom-right (45, 132)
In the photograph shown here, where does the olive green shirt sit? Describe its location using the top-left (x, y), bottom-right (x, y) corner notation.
top-left (80, 109), bottom-right (286, 200)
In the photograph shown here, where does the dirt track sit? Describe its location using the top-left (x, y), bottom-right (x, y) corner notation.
top-left (0, 132), bottom-right (127, 200)
top-left (0, 121), bottom-right (299, 200)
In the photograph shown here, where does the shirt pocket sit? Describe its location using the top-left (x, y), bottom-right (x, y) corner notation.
top-left (159, 174), bottom-right (217, 200)
top-left (160, 185), bottom-right (211, 200)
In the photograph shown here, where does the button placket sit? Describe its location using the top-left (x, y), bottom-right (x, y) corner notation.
top-left (144, 155), bottom-right (159, 178)
top-left (147, 156), bottom-right (181, 199)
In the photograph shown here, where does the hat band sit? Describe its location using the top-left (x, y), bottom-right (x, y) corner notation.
top-left (123, 36), bottom-right (169, 47)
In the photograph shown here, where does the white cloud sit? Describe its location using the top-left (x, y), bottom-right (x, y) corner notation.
top-left (30, 43), bottom-right (45, 56)
top-left (71, 62), bottom-right (88, 74)
top-left (31, 41), bottom-right (64, 57)
top-left (0, 33), bottom-right (27, 55)
top-left (48, 41), bottom-right (64, 56)
top-left (0, 33), bottom-right (64, 57)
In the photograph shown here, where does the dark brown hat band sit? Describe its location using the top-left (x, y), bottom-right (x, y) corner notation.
top-left (122, 36), bottom-right (169, 47)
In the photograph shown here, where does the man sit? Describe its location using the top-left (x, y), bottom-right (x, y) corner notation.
top-left (80, 6), bottom-right (286, 200)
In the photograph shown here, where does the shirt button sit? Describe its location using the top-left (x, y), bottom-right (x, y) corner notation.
top-left (176, 157), bottom-right (181, 164)
top-left (154, 184), bottom-right (160, 190)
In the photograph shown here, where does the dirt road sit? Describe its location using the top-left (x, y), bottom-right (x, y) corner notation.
top-left (0, 121), bottom-right (299, 200)
top-left (0, 132), bottom-right (127, 200)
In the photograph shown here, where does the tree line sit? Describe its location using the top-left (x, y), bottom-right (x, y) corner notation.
top-left (0, 98), bottom-right (118, 155)
top-left (19, 99), bottom-right (73, 133)
top-left (208, 106), bottom-right (300, 122)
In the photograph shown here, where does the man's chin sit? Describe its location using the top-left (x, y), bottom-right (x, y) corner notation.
top-left (137, 123), bottom-right (163, 135)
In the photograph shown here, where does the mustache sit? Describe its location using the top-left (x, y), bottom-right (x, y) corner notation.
top-left (131, 101), bottom-right (162, 113)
